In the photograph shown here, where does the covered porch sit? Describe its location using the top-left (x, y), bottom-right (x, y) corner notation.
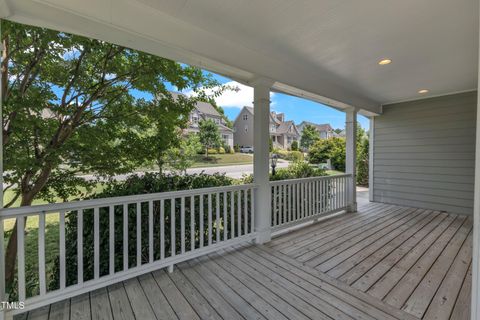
top-left (0, 0), bottom-right (479, 319)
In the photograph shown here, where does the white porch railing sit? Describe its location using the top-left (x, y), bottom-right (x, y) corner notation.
top-left (0, 184), bottom-right (256, 314)
top-left (270, 174), bottom-right (352, 231)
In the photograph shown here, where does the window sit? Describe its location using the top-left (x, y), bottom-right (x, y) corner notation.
top-left (215, 118), bottom-right (220, 124)
top-left (271, 124), bottom-right (276, 132)
top-left (287, 136), bottom-right (292, 143)
top-left (245, 125), bottom-right (248, 132)
top-left (243, 114), bottom-right (248, 121)
top-left (222, 134), bottom-right (229, 140)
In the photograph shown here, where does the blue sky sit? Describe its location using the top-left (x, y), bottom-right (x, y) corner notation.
top-left (201, 73), bottom-right (369, 130)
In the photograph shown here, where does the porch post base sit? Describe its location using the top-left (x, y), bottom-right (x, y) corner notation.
top-left (255, 228), bottom-right (272, 245)
top-left (347, 202), bottom-right (358, 213)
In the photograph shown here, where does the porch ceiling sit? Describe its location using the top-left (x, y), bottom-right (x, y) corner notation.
top-left (1, 0), bottom-right (478, 115)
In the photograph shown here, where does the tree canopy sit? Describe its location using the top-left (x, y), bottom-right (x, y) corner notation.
top-left (198, 119), bottom-right (222, 157)
top-left (300, 124), bottom-right (320, 150)
top-left (1, 20), bottom-right (226, 290)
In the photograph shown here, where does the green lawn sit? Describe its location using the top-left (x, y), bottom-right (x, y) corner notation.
top-left (191, 153), bottom-right (253, 167)
top-left (326, 170), bottom-right (345, 176)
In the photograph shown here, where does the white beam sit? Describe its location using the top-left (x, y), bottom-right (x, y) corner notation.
top-left (471, 6), bottom-right (480, 315)
top-left (345, 109), bottom-right (357, 212)
top-left (253, 79), bottom-right (273, 244)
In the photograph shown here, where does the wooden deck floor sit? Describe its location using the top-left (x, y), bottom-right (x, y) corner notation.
top-left (15, 202), bottom-right (472, 320)
top-left (270, 202), bottom-right (473, 320)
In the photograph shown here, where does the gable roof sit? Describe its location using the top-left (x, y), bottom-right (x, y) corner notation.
top-left (276, 120), bottom-right (299, 135)
top-left (170, 92), bottom-right (221, 117)
top-left (299, 121), bottom-right (333, 132)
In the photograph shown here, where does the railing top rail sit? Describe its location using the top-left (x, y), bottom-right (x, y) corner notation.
top-left (0, 183), bottom-right (257, 218)
top-left (269, 174), bottom-right (352, 186)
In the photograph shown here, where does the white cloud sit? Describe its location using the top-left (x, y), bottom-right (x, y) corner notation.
top-left (186, 81), bottom-right (275, 109)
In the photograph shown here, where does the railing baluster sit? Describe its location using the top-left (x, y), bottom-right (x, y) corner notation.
top-left (288, 184), bottom-right (292, 223)
top-left (273, 185), bottom-right (277, 226)
top-left (78, 209), bottom-right (84, 285)
top-left (223, 192), bottom-right (228, 239)
top-left (38, 213), bottom-right (46, 295)
top-left (160, 199), bottom-right (165, 260)
top-left (190, 196), bottom-right (195, 251)
top-left (250, 188), bottom-right (255, 233)
top-left (237, 190), bottom-right (241, 236)
top-left (243, 189), bottom-right (248, 234)
top-left (109, 205), bottom-right (114, 275)
top-left (292, 184), bottom-right (295, 222)
top-left (148, 201), bottom-right (153, 263)
top-left (208, 193), bottom-right (212, 246)
top-left (60, 211), bottom-right (66, 286)
top-left (230, 191), bottom-right (235, 237)
top-left (283, 184), bottom-right (287, 223)
top-left (17, 216), bottom-right (25, 301)
top-left (136, 203), bottom-right (141, 267)
top-left (171, 198), bottom-right (176, 257)
top-left (200, 195), bottom-right (204, 248)
top-left (308, 181), bottom-right (313, 217)
top-left (216, 192), bottom-right (221, 243)
top-left (93, 208), bottom-right (99, 279)
top-left (123, 203), bottom-right (129, 271)
top-left (181, 197), bottom-right (185, 253)
top-left (123, 204), bottom-right (128, 271)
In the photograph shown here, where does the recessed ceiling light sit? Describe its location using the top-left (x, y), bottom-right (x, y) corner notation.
top-left (418, 89), bottom-right (429, 94)
top-left (378, 59), bottom-right (392, 65)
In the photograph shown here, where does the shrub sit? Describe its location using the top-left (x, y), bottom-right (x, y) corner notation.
top-left (51, 173), bottom-right (239, 289)
top-left (218, 147), bottom-right (226, 154)
top-left (291, 140), bottom-right (299, 151)
top-left (357, 137), bottom-right (369, 186)
top-left (308, 137), bottom-right (346, 171)
top-left (242, 160), bottom-right (326, 183)
top-left (288, 151), bottom-right (304, 162)
top-left (207, 148), bottom-right (218, 155)
top-left (234, 144), bottom-right (240, 152)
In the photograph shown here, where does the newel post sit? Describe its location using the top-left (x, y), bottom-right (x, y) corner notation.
top-left (345, 108), bottom-right (357, 213)
top-left (252, 78), bottom-right (274, 244)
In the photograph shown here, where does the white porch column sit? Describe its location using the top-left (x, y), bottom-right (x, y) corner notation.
top-left (253, 79), bottom-right (273, 244)
top-left (472, 41), bottom-right (480, 320)
top-left (345, 108), bottom-right (357, 212)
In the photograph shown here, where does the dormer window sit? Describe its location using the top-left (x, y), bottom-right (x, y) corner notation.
top-left (243, 114), bottom-right (248, 121)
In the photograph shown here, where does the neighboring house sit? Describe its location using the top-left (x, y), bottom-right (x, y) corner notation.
top-left (233, 106), bottom-right (300, 149)
top-left (171, 92), bottom-right (234, 149)
top-left (297, 121), bottom-right (335, 139)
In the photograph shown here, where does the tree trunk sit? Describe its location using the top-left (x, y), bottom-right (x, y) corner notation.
top-left (4, 192), bottom-right (35, 295)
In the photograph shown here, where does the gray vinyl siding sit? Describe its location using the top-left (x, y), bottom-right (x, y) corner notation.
top-left (372, 91), bottom-right (477, 215)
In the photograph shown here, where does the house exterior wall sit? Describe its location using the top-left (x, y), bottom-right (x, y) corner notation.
top-left (372, 91), bottom-right (476, 215)
top-left (233, 108), bottom-right (255, 147)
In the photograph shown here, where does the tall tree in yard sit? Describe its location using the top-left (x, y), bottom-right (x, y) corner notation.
top-left (1, 21), bottom-right (223, 292)
top-left (300, 124), bottom-right (320, 150)
top-left (198, 119), bottom-right (222, 158)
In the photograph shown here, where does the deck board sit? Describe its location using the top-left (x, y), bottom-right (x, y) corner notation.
top-left (15, 203), bottom-right (471, 320)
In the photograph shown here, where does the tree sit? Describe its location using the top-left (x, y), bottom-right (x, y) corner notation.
top-left (1, 21), bottom-right (224, 291)
top-left (164, 134), bottom-right (202, 174)
top-left (291, 140), bottom-right (299, 151)
top-left (198, 119), bottom-right (222, 157)
top-left (300, 124), bottom-right (320, 150)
